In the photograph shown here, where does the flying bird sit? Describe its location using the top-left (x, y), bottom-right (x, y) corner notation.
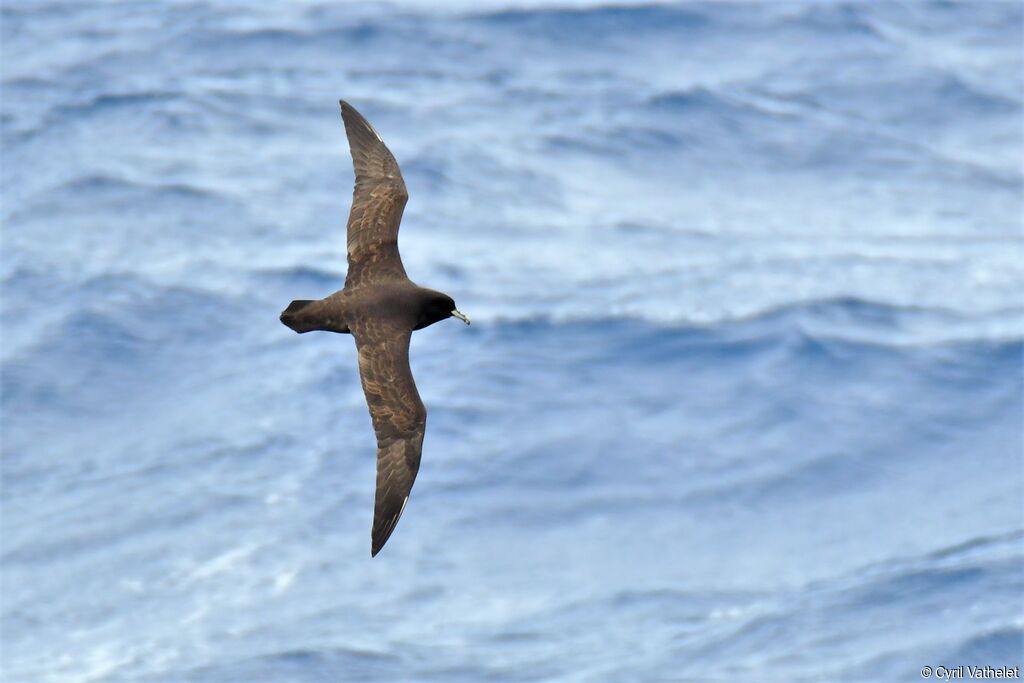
top-left (280, 100), bottom-right (470, 557)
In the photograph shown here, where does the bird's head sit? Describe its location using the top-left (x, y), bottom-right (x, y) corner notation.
top-left (416, 290), bottom-right (470, 330)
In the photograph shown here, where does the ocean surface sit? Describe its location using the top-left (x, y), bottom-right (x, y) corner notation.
top-left (2, 1), bottom-right (1023, 681)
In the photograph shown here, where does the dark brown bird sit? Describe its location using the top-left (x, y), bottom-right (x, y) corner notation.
top-left (280, 100), bottom-right (469, 557)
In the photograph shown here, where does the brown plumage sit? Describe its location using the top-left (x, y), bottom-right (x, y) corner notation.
top-left (280, 100), bottom-right (470, 557)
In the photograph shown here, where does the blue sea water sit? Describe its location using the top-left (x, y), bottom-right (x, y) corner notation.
top-left (2, 1), bottom-right (1023, 681)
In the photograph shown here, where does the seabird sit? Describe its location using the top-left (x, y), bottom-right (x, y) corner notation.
top-left (280, 100), bottom-right (469, 557)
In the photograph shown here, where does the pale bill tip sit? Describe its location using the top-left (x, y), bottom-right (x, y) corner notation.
top-left (451, 309), bottom-right (471, 325)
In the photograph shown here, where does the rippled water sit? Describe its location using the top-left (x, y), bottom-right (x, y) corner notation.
top-left (2, 2), bottom-right (1023, 682)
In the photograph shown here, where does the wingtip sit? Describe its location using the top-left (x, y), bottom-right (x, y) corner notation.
top-left (338, 98), bottom-right (386, 146)
top-left (370, 533), bottom-right (389, 558)
top-left (370, 524), bottom-right (390, 557)
top-left (370, 495), bottom-right (410, 558)
top-left (339, 99), bottom-right (358, 122)
top-left (339, 99), bottom-right (354, 121)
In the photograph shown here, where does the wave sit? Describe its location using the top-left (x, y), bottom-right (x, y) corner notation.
top-left (948, 628), bottom-right (1024, 664)
top-left (5, 173), bottom-right (238, 228)
top-left (1, 273), bottom-right (248, 420)
top-left (6, 270), bottom-right (1019, 415)
top-left (187, 24), bottom-right (387, 53)
top-left (473, 3), bottom-right (711, 36)
top-left (53, 174), bottom-right (224, 203)
top-left (54, 90), bottom-right (183, 118)
top-left (478, 297), bottom-right (1024, 347)
top-left (175, 646), bottom-right (400, 683)
top-left (251, 265), bottom-right (344, 291)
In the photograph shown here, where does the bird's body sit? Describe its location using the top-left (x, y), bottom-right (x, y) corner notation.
top-left (282, 281), bottom-right (456, 334)
top-left (280, 100), bottom-right (469, 557)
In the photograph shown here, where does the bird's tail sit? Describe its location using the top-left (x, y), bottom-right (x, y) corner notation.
top-left (280, 300), bottom-right (320, 333)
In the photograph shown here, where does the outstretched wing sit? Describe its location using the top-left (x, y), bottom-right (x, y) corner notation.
top-left (350, 319), bottom-right (426, 557)
top-left (339, 100), bottom-right (410, 288)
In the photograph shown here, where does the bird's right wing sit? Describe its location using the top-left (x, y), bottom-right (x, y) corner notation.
top-left (350, 318), bottom-right (426, 557)
top-left (339, 100), bottom-right (410, 288)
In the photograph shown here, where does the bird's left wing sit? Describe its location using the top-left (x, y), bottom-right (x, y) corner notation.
top-left (350, 319), bottom-right (427, 557)
top-left (340, 100), bottom-right (410, 289)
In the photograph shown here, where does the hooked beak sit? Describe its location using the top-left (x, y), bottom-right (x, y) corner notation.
top-left (451, 309), bottom-right (471, 325)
